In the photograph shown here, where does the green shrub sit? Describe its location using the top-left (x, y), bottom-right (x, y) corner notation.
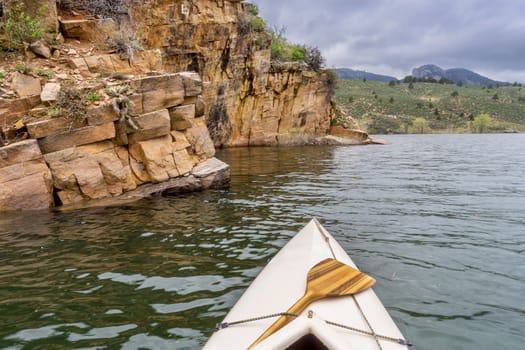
top-left (15, 64), bottom-right (32, 74)
top-left (250, 16), bottom-right (266, 33)
top-left (2, 1), bottom-right (45, 51)
top-left (290, 45), bottom-right (305, 61)
top-left (473, 113), bottom-right (492, 133)
top-left (86, 91), bottom-right (101, 102)
top-left (411, 117), bottom-right (429, 133)
top-left (270, 35), bottom-right (287, 60)
top-left (248, 4), bottom-right (259, 16)
top-left (54, 84), bottom-right (87, 125)
top-left (36, 69), bottom-right (54, 78)
top-left (0, 71), bottom-right (6, 79)
top-left (270, 33), bottom-right (307, 63)
top-left (48, 107), bottom-right (62, 118)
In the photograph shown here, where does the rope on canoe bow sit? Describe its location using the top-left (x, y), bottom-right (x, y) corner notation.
top-left (348, 294), bottom-right (413, 349)
top-left (215, 312), bottom-right (299, 330)
top-left (352, 294), bottom-right (383, 350)
top-left (324, 319), bottom-right (413, 348)
top-left (215, 311), bottom-right (412, 349)
top-left (314, 218), bottom-right (338, 260)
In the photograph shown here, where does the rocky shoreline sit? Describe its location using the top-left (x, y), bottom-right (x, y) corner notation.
top-left (0, 72), bottom-right (229, 211)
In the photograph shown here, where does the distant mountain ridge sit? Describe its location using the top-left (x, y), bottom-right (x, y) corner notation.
top-left (336, 64), bottom-right (510, 86)
top-left (411, 64), bottom-right (509, 86)
top-left (336, 68), bottom-right (397, 82)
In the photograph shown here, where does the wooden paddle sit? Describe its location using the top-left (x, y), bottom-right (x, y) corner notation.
top-left (248, 258), bottom-right (376, 349)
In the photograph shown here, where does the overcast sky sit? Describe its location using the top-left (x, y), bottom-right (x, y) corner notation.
top-left (251, 0), bottom-right (525, 83)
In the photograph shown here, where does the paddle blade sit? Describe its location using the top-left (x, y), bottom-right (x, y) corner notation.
top-left (248, 258), bottom-right (375, 348)
top-left (307, 258), bottom-right (376, 297)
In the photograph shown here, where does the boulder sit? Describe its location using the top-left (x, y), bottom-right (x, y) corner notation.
top-left (70, 157), bottom-right (112, 200)
top-left (0, 95), bottom-right (42, 127)
top-left (30, 40), bottom-right (52, 58)
top-left (329, 126), bottom-right (369, 142)
top-left (171, 130), bottom-right (192, 151)
top-left (195, 95), bottom-right (206, 117)
top-left (11, 72), bottom-right (41, 97)
top-left (0, 140), bottom-right (54, 210)
top-left (191, 157), bottom-right (230, 189)
top-left (67, 57), bottom-right (93, 77)
top-left (40, 83), bottom-right (61, 104)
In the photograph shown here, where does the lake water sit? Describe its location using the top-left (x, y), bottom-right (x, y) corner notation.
top-left (1, 134), bottom-right (524, 349)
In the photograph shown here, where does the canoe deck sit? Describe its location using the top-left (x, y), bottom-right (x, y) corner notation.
top-left (204, 219), bottom-right (410, 350)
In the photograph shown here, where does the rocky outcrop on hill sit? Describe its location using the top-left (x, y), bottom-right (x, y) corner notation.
top-left (412, 64), bottom-right (509, 86)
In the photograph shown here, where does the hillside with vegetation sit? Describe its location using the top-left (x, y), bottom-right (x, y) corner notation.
top-left (334, 79), bottom-right (525, 134)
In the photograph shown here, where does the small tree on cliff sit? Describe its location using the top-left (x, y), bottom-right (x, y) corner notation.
top-left (304, 46), bottom-right (325, 72)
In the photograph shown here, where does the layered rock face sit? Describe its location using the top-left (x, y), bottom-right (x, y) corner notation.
top-left (128, 0), bottom-right (334, 146)
top-left (0, 0), bottom-right (341, 210)
top-left (0, 73), bottom-right (229, 211)
top-left (19, 0), bottom-right (335, 147)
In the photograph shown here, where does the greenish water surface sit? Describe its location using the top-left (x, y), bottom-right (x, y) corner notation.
top-left (1, 134), bottom-right (524, 349)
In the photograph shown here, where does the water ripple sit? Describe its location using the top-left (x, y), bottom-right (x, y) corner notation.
top-left (1, 135), bottom-right (525, 349)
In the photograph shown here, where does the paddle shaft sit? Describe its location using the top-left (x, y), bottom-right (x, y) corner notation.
top-left (248, 291), bottom-right (318, 348)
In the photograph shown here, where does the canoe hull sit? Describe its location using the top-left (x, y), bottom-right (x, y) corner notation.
top-left (204, 219), bottom-right (408, 349)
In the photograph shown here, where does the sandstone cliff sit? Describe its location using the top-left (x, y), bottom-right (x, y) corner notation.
top-left (0, 0), bottom-right (363, 210)
top-left (69, 0), bottom-right (337, 146)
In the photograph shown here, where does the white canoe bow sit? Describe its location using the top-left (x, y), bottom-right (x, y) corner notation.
top-left (203, 219), bottom-right (411, 350)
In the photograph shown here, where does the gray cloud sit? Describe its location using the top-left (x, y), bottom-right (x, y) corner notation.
top-left (251, 0), bottom-right (525, 82)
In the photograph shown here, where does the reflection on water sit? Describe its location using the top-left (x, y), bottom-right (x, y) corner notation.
top-left (1, 135), bottom-right (525, 349)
